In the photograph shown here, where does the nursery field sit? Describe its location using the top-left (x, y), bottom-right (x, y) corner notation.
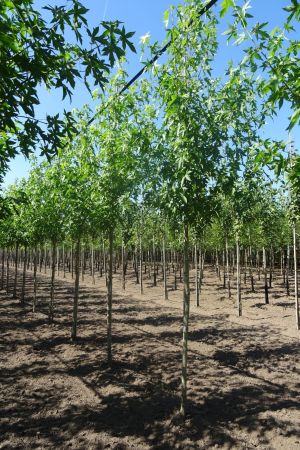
top-left (1, 265), bottom-right (299, 450)
top-left (1, 0), bottom-right (300, 449)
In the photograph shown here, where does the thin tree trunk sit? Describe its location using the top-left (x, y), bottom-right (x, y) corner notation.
top-left (180, 223), bottom-right (190, 418)
top-left (286, 244), bottom-right (290, 296)
top-left (33, 246), bottom-right (38, 313)
top-left (91, 243), bottom-right (95, 284)
top-left (140, 233), bottom-right (143, 295)
top-left (71, 244), bottom-right (74, 279)
top-left (225, 237), bottom-right (231, 299)
top-left (195, 244), bottom-right (199, 307)
top-left (6, 248), bottom-right (10, 295)
top-left (236, 238), bottom-right (242, 316)
top-left (107, 230), bottom-right (113, 366)
top-left (63, 244), bottom-right (66, 278)
top-left (44, 244), bottom-right (47, 274)
top-left (1, 249), bottom-right (5, 290)
top-left (163, 233), bottom-right (168, 300)
top-left (293, 224), bottom-right (299, 330)
top-left (21, 246), bottom-right (27, 304)
top-left (263, 246), bottom-right (269, 304)
top-left (153, 236), bottom-right (157, 287)
top-left (49, 242), bottom-right (56, 322)
top-left (122, 241), bottom-right (126, 291)
top-left (39, 245), bottom-right (42, 272)
top-left (13, 243), bottom-right (19, 299)
top-left (71, 239), bottom-right (80, 341)
top-left (103, 240), bottom-right (107, 287)
top-left (269, 246), bottom-right (273, 288)
top-left (57, 247), bottom-right (59, 276)
top-left (81, 247), bottom-right (84, 281)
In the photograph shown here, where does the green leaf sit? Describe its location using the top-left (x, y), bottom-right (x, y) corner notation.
top-left (220, 0), bottom-right (234, 18)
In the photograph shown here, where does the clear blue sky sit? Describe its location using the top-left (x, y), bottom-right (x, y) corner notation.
top-left (3, 0), bottom-right (299, 187)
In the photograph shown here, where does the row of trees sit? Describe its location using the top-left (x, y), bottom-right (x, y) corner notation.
top-left (1, 0), bottom-right (299, 418)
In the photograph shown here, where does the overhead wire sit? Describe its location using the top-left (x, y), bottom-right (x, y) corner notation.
top-left (85, 0), bottom-right (219, 127)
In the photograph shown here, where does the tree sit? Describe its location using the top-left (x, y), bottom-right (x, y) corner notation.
top-left (57, 109), bottom-right (99, 341)
top-left (92, 66), bottom-right (143, 365)
top-left (0, 0), bottom-right (135, 182)
top-left (222, 0), bottom-right (300, 173)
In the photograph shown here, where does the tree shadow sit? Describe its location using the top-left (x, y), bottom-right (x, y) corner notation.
top-left (1, 268), bottom-right (300, 449)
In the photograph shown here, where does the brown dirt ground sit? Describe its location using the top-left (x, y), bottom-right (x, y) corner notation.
top-left (0, 263), bottom-right (299, 450)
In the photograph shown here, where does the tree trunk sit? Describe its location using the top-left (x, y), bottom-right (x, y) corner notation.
top-left (39, 245), bottom-right (42, 272)
top-left (236, 238), bottom-right (242, 316)
top-left (1, 249), bottom-right (5, 290)
top-left (153, 236), bottom-right (157, 287)
top-left (71, 244), bottom-right (74, 279)
top-left (13, 243), bottom-right (19, 299)
top-left (103, 240), bottom-right (107, 287)
top-left (44, 244), bottom-right (47, 274)
top-left (81, 247), bottom-right (84, 281)
top-left (57, 247), bottom-right (59, 276)
top-left (91, 243), bottom-right (95, 284)
top-left (122, 242), bottom-right (126, 291)
top-left (33, 246), bottom-right (38, 313)
top-left (63, 244), bottom-right (66, 278)
top-left (269, 246), bottom-right (273, 288)
top-left (180, 223), bottom-right (190, 418)
top-left (71, 239), bottom-right (80, 341)
top-left (286, 244), bottom-right (290, 296)
top-left (21, 246), bottom-right (27, 304)
top-left (263, 246), bottom-right (269, 304)
top-left (225, 237), bottom-right (231, 299)
top-left (163, 233), bottom-right (168, 300)
top-left (107, 229), bottom-right (113, 366)
top-left (293, 224), bottom-right (299, 330)
top-left (6, 249), bottom-right (10, 295)
top-left (49, 242), bottom-right (56, 322)
top-left (140, 233), bottom-right (143, 295)
top-left (195, 244), bottom-right (199, 307)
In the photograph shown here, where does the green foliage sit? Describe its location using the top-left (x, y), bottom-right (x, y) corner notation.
top-left (0, 0), bottom-right (135, 182)
top-left (222, 0), bottom-right (300, 176)
top-left (0, 0), bottom-right (294, 260)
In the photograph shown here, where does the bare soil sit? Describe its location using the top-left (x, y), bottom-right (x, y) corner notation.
top-left (0, 264), bottom-right (299, 449)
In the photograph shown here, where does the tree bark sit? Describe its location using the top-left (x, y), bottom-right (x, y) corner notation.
top-left (293, 224), bottom-right (299, 330)
top-left (236, 238), bottom-right (242, 316)
top-left (225, 237), bottom-right (231, 299)
top-left (286, 244), bottom-right (290, 296)
top-left (71, 239), bottom-right (80, 341)
top-left (5, 249), bottom-right (10, 294)
top-left (107, 229), bottom-right (113, 366)
top-left (44, 244), bottom-right (47, 274)
top-left (49, 242), bottom-right (56, 322)
top-left (81, 247), bottom-right (84, 281)
top-left (163, 233), bottom-right (168, 300)
top-left (122, 241), bottom-right (126, 291)
top-left (180, 223), bottom-right (190, 418)
top-left (21, 246), bottom-right (27, 304)
top-left (1, 249), bottom-right (5, 290)
top-left (91, 243), bottom-right (95, 284)
top-left (140, 233), bottom-right (143, 295)
top-left (33, 246), bottom-right (38, 313)
top-left (263, 246), bottom-right (269, 304)
top-left (13, 243), bottom-right (19, 299)
top-left (153, 236), bottom-right (157, 287)
top-left (63, 244), bottom-right (66, 278)
top-left (195, 244), bottom-right (199, 307)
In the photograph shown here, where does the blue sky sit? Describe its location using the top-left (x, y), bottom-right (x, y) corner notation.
top-left (3, 0), bottom-right (299, 187)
